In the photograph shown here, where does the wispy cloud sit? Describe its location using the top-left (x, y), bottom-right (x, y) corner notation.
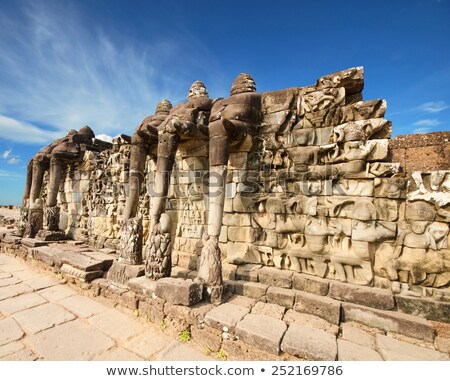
top-left (413, 118), bottom-right (441, 126)
top-left (415, 101), bottom-right (449, 113)
top-left (0, 2), bottom-right (224, 145)
top-left (0, 169), bottom-right (23, 179)
top-left (7, 157), bottom-right (21, 165)
top-left (412, 127), bottom-right (431, 134)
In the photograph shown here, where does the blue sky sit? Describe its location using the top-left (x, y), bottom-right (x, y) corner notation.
top-left (0, 0), bottom-right (449, 205)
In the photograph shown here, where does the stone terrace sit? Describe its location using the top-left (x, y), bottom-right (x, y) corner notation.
top-left (1, 230), bottom-right (449, 361)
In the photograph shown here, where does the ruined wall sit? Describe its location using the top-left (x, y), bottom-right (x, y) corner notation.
top-left (50, 67), bottom-right (449, 292)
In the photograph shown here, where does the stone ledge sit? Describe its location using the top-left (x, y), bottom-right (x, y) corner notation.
top-left (294, 291), bottom-right (341, 325)
top-left (204, 303), bottom-right (250, 333)
top-left (395, 295), bottom-right (450, 324)
top-left (155, 278), bottom-right (203, 306)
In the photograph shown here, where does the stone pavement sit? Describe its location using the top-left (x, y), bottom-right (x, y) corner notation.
top-left (0, 253), bottom-right (211, 361)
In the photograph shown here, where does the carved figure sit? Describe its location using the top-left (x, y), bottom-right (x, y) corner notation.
top-left (147, 81), bottom-right (213, 279)
top-left (197, 73), bottom-right (262, 303)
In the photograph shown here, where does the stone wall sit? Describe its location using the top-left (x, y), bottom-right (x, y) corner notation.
top-left (38, 67), bottom-right (449, 293)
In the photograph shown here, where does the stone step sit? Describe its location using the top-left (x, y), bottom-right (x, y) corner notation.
top-left (21, 238), bottom-right (48, 248)
top-left (204, 302), bottom-right (250, 333)
top-left (395, 294), bottom-right (450, 324)
top-left (342, 302), bottom-right (435, 342)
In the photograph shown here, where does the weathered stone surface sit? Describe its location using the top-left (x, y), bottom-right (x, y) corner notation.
top-left (227, 242), bottom-right (260, 264)
top-left (220, 336), bottom-right (281, 361)
top-left (21, 238), bottom-right (47, 248)
top-left (342, 302), bottom-right (435, 342)
top-left (164, 302), bottom-right (213, 325)
top-left (155, 278), bottom-right (202, 306)
top-left (395, 295), bottom-right (450, 323)
top-left (376, 334), bottom-right (448, 360)
top-left (156, 341), bottom-right (212, 361)
top-left (0, 276), bottom-right (21, 287)
top-left (121, 328), bottom-right (171, 359)
top-left (1, 347), bottom-right (38, 360)
top-left (0, 292), bottom-right (46, 315)
top-left (292, 273), bottom-right (329, 296)
top-left (235, 264), bottom-right (261, 282)
top-left (294, 291), bottom-right (341, 325)
top-left (94, 347), bottom-right (143, 361)
top-left (258, 267), bottom-right (293, 288)
top-left (340, 322), bottom-right (376, 348)
top-left (235, 313), bottom-right (287, 355)
top-left (24, 320), bottom-right (114, 360)
top-left (88, 309), bottom-right (143, 341)
top-left (0, 317), bottom-right (24, 345)
top-left (251, 301), bottom-right (285, 319)
top-left (138, 298), bottom-right (165, 324)
top-left (337, 339), bottom-right (382, 361)
top-left (61, 263), bottom-right (103, 282)
top-left (38, 284), bottom-right (76, 302)
top-left (234, 280), bottom-right (269, 300)
top-left (0, 282), bottom-right (32, 301)
top-left (328, 282), bottom-right (395, 310)
top-left (0, 341), bottom-right (24, 358)
top-left (106, 262), bottom-right (144, 286)
top-left (57, 294), bottom-right (109, 318)
top-left (13, 303), bottom-right (76, 334)
top-left (191, 324), bottom-right (222, 352)
top-left (23, 275), bottom-right (61, 291)
top-left (227, 294), bottom-right (257, 309)
top-left (227, 227), bottom-right (256, 242)
top-left (204, 302), bottom-right (250, 332)
top-left (283, 309), bottom-right (339, 336)
top-left (128, 276), bottom-right (157, 297)
top-left (281, 322), bottom-right (337, 361)
top-left (266, 286), bottom-right (296, 308)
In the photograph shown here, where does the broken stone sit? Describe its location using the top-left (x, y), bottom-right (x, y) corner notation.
top-left (155, 278), bottom-right (202, 306)
top-left (204, 302), bottom-right (250, 332)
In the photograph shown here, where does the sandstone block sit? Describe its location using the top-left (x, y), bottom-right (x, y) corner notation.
top-left (235, 314), bottom-right (287, 355)
top-left (266, 286), bottom-right (296, 308)
top-left (258, 267), bottom-right (293, 288)
top-left (227, 242), bottom-right (260, 265)
top-left (283, 310), bottom-right (339, 336)
top-left (155, 278), bottom-right (203, 306)
top-left (251, 302), bottom-right (285, 320)
top-left (204, 302), bottom-right (250, 332)
top-left (294, 291), bottom-right (341, 325)
top-left (281, 322), bottom-right (337, 361)
top-left (128, 276), bottom-right (157, 297)
top-left (235, 264), bottom-right (261, 282)
top-left (292, 273), bottom-right (329, 295)
top-left (328, 282), bottom-right (395, 310)
top-left (337, 339), bottom-right (382, 361)
top-left (395, 295), bottom-right (450, 323)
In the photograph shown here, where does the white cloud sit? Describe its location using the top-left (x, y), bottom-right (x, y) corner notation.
top-left (2, 149), bottom-right (12, 159)
top-left (413, 119), bottom-right (440, 127)
top-left (0, 115), bottom-right (60, 144)
top-left (412, 127), bottom-right (431, 134)
top-left (96, 134), bottom-right (114, 143)
top-left (416, 101), bottom-right (449, 113)
top-left (7, 157), bottom-right (21, 165)
top-left (0, 3), bottom-right (225, 145)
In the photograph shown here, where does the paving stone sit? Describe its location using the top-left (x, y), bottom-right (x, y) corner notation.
top-left (0, 276), bottom-right (21, 287)
top-left (0, 272), bottom-right (12, 279)
top-left (340, 322), bottom-right (376, 348)
top-left (128, 276), bottom-right (157, 297)
top-left (25, 320), bottom-right (114, 360)
top-left (342, 302), bottom-right (435, 342)
top-left (155, 278), bottom-right (203, 306)
top-left (283, 310), bottom-right (339, 336)
top-left (376, 334), bottom-right (449, 361)
top-left (121, 328), bottom-right (170, 359)
top-left (266, 286), bottom-right (296, 308)
top-left (0, 283), bottom-right (32, 301)
top-left (13, 303), bottom-right (76, 334)
top-left (337, 339), bottom-right (382, 361)
top-left (292, 273), bottom-right (329, 296)
top-left (21, 238), bottom-right (47, 248)
top-left (22, 275), bottom-right (61, 291)
top-left (251, 302), bottom-right (285, 319)
top-left (281, 322), bottom-right (337, 361)
top-left (235, 313), bottom-right (287, 355)
top-left (0, 317), bottom-right (24, 345)
top-left (258, 267), bottom-right (293, 288)
top-left (57, 295), bottom-right (109, 318)
top-left (37, 284), bottom-right (78, 302)
top-left (0, 292), bottom-right (47, 315)
top-left (88, 309), bottom-right (143, 341)
top-left (294, 291), bottom-right (341, 325)
top-left (204, 302), bottom-right (250, 332)
top-left (328, 282), bottom-right (395, 310)
top-left (0, 341), bottom-right (24, 358)
top-left (156, 340), bottom-right (213, 361)
top-left (395, 295), bottom-right (450, 323)
top-left (1, 348), bottom-right (38, 360)
top-left (94, 347), bottom-right (144, 361)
